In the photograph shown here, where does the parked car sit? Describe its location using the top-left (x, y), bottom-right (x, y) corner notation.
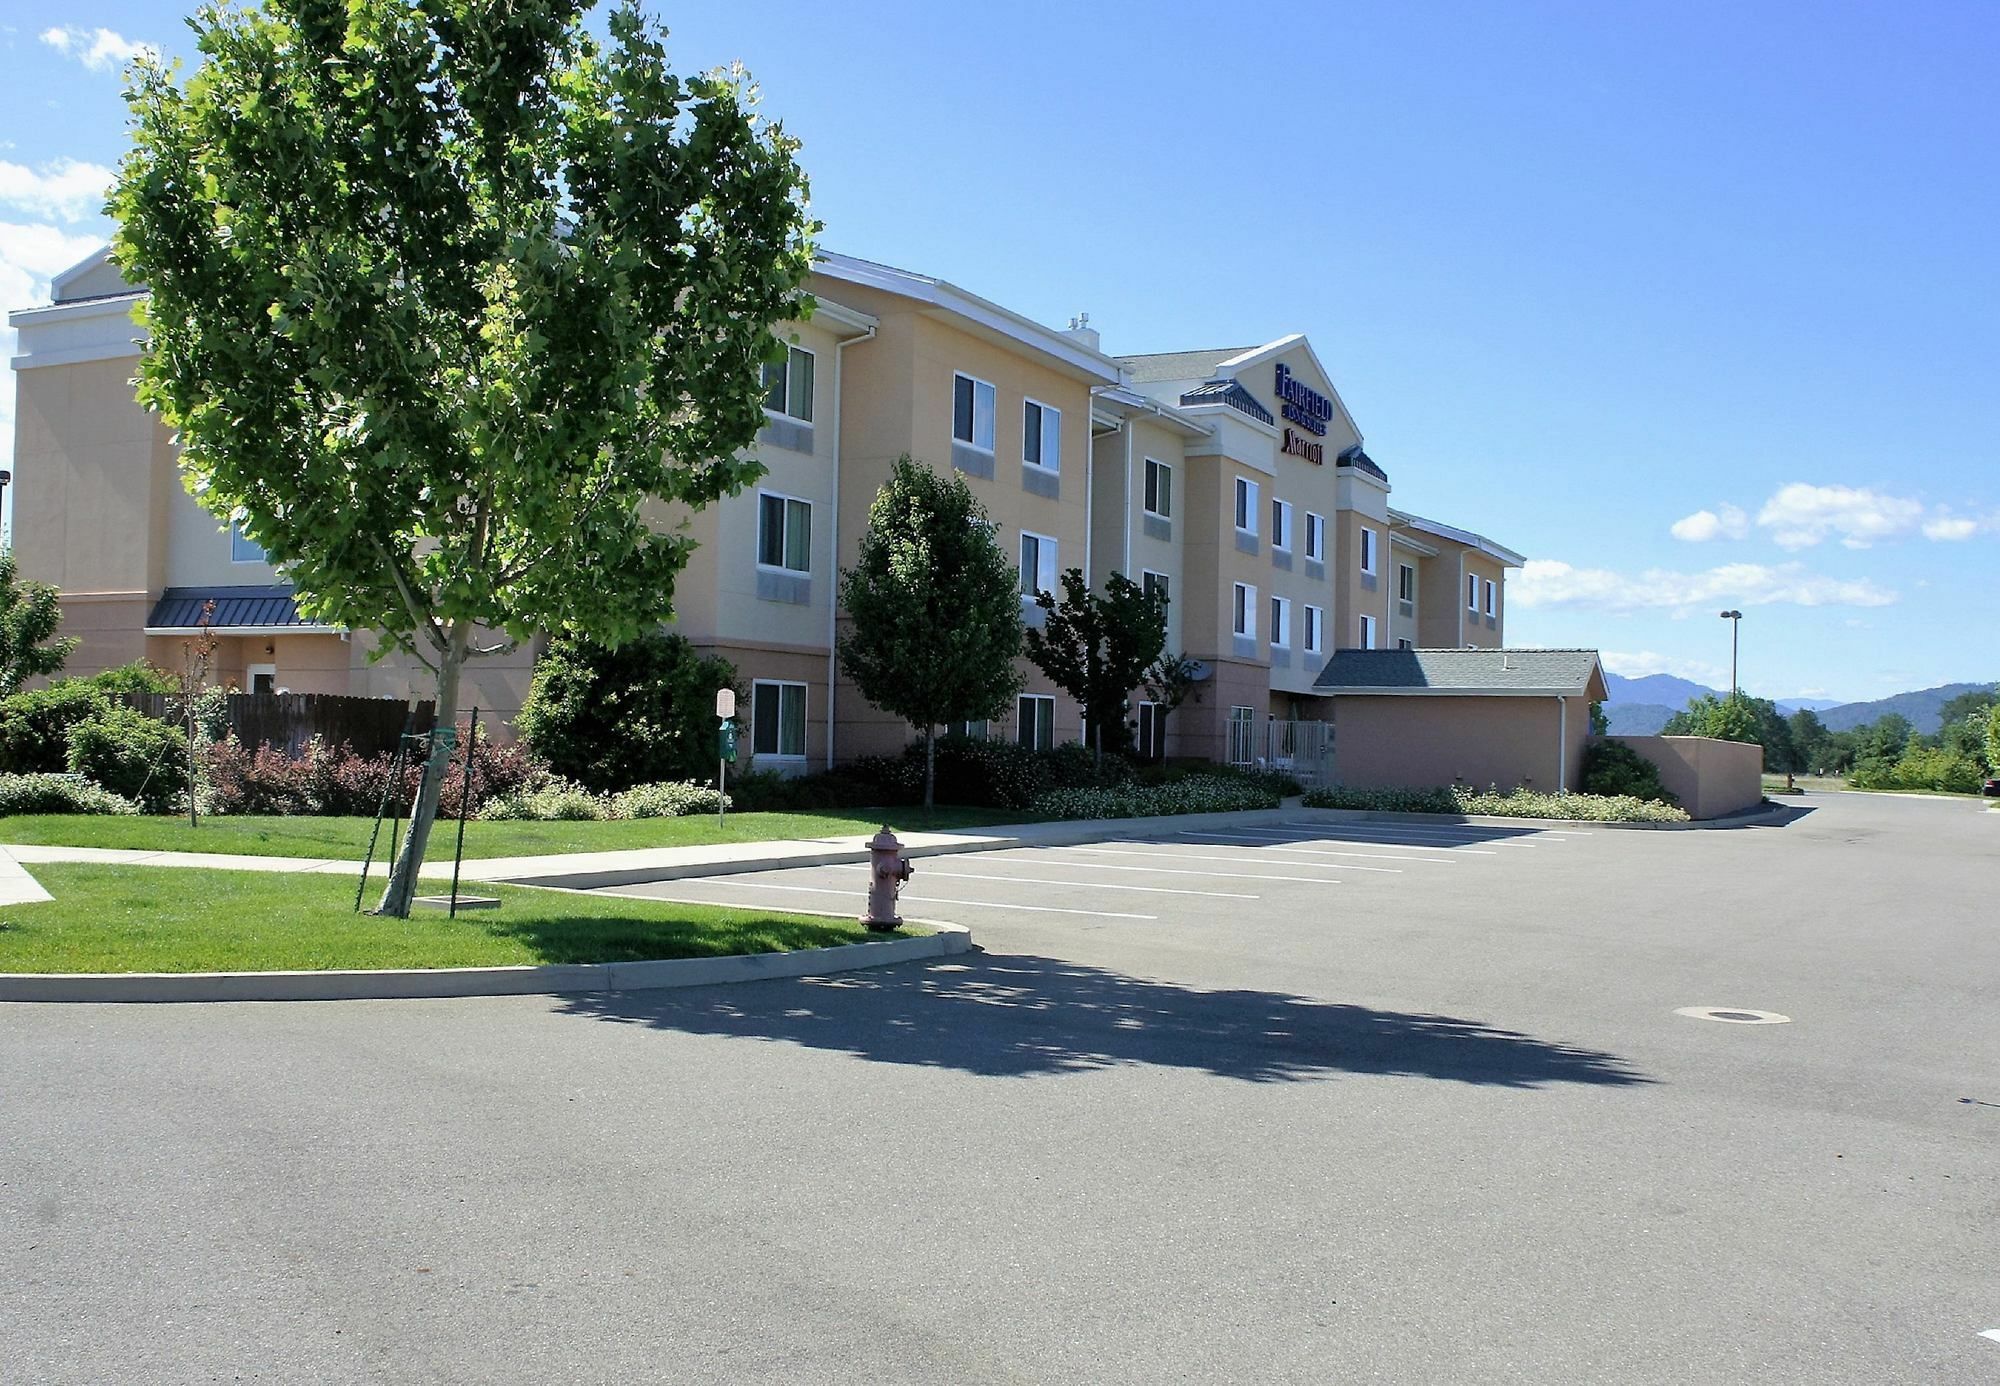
top-left (1983, 778), bottom-right (2000, 798)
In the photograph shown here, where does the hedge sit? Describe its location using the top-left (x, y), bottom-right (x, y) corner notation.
top-left (0, 772), bottom-right (141, 816)
top-left (1301, 783), bottom-right (1691, 823)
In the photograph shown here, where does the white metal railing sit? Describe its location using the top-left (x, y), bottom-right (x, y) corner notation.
top-left (1262, 718), bottom-right (1335, 787)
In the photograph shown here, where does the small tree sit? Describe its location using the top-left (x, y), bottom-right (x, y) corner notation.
top-left (1143, 652), bottom-right (1202, 761)
top-left (173, 600), bottom-right (220, 827)
top-left (1024, 569), bottom-right (1168, 764)
top-left (1587, 700), bottom-right (1609, 737)
top-left (0, 551), bottom-right (78, 697)
top-left (838, 458), bottom-right (1023, 807)
top-left (114, 0), bottom-right (814, 914)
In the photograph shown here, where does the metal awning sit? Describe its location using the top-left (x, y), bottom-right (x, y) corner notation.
top-left (144, 585), bottom-right (339, 635)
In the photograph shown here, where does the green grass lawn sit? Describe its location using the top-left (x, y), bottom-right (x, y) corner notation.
top-left (0, 864), bottom-right (903, 973)
top-left (0, 805), bottom-right (1027, 861)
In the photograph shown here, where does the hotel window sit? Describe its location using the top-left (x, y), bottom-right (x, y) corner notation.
top-left (1467, 573), bottom-right (1480, 611)
top-left (761, 344), bottom-right (815, 423)
top-left (1142, 570), bottom-right (1170, 609)
top-left (1019, 531), bottom-right (1058, 598)
top-left (1015, 694), bottom-right (1055, 751)
top-left (1398, 563), bottom-right (1416, 603)
top-left (1269, 595), bottom-right (1290, 648)
top-left (1359, 526), bottom-right (1378, 576)
top-left (1143, 458), bottom-right (1172, 518)
top-left (751, 680), bottom-right (807, 759)
top-left (1304, 512), bottom-right (1324, 562)
top-left (1232, 582), bottom-right (1256, 639)
top-left (1397, 638), bottom-right (1415, 650)
top-left (1022, 399), bottom-right (1061, 473)
top-left (1483, 579), bottom-right (1498, 618)
top-left (946, 719), bottom-right (989, 740)
top-left (1233, 477), bottom-right (1259, 534)
top-left (1304, 605), bottom-right (1324, 654)
top-left (952, 372), bottom-right (996, 453)
top-left (1271, 499), bottom-right (1293, 552)
top-left (756, 492), bottom-right (812, 573)
top-left (1136, 701), bottom-right (1166, 761)
top-left (230, 522), bottom-right (266, 564)
top-left (1359, 613), bottom-right (1379, 649)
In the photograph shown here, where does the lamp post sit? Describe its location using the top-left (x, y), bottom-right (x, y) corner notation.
top-left (1718, 610), bottom-right (1743, 697)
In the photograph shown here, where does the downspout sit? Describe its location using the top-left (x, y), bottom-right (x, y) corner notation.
top-left (1557, 696), bottom-right (1568, 791)
top-left (826, 323), bottom-right (877, 770)
top-left (1121, 414), bottom-right (1134, 579)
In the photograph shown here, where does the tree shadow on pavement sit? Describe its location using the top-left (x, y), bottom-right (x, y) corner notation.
top-left (556, 952), bottom-right (1653, 1087)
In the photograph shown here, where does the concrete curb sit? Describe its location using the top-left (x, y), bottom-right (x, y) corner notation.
top-left (0, 922), bottom-right (971, 1005)
top-left (1285, 801), bottom-right (1799, 832)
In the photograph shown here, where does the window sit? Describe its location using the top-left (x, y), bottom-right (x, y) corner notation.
top-left (761, 344), bottom-right (815, 423)
top-left (1397, 638), bottom-right (1415, 650)
top-left (1304, 512), bottom-right (1324, 561)
top-left (1398, 563), bottom-right (1416, 603)
top-left (1019, 531), bottom-right (1058, 598)
top-left (1483, 579), bottom-right (1498, 618)
top-left (246, 662), bottom-right (277, 696)
top-left (1359, 526), bottom-right (1378, 575)
top-left (1143, 458), bottom-right (1172, 518)
top-left (1269, 595), bottom-right (1290, 648)
top-left (230, 522), bottom-right (265, 564)
top-left (952, 372), bottom-right (996, 452)
top-left (756, 492), bottom-right (812, 573)
top-left (1226, 705), bottom-right (1256, 766)
top-left (1232, 582), bottom-right (1256, 638)
top-left (1016, 694), bottom-right (1055, 751)
top-left (1142, 570), bottom-right (1171, 609)
top-left (1468, 573), bottom-right (1480, 611)
top-left (946, 719), bottom-right (988, 740)
top-left (752, 680), bottom-right (807, 758)
top-left (1136, 702), bottom-right (1166, 761)
top-left (1233, 476), bottom-right (1259, 533)
top-left (1022, 399), bottom-right (1061, 473)
top-left (1359, 614), bottom-right (1379, 649)
top-left (1271, 498), bottom-right (1293, 552)
top-left (1304, 605), bottom-right (1324, 654)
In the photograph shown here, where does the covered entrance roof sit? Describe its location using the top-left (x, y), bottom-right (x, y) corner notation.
top-left (145, 585), bottom-right (339, 635)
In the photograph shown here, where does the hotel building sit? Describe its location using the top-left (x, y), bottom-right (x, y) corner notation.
top-left (8, 247), bottom-right (1520, 774)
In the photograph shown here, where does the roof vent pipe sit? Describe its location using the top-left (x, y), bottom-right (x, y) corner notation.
top-left (1064, 312), bottom-right (1100, 353)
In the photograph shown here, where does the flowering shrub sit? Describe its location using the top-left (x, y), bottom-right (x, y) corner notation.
top-left (0, 772), bottom-right (141, 815)
top-left (1297, 785), bottom-right (1461, 814)
top-left (200, 734), bottom-right (549, 817)
top-left (478, 777), bottom-right (728, 821)
top-left (612, 780), bottom-right (727, 819)
top-left (1028, 774), bottom-right (1280, 821)
top-left (1301, 784), bottom-right (1691, 823)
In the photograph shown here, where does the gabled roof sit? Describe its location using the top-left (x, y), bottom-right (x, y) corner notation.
top-left (1389, 508), bottom-right (1527, 567)
top-left (1313, 648), bottom-right (1608, 699)
top-left (1115, 348), bottom-right (1256, 384)
top-left (144, 585), bottom-right (338, 633)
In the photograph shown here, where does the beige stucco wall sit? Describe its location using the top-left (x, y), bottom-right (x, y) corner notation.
top-left (1333, 694), bottom-right (1589, 792)
top-left (1604, 735), bottom-right (1763, 820)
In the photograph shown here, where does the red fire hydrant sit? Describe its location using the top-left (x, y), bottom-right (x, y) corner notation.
top-left (863, 826), bottom-right (913, 931)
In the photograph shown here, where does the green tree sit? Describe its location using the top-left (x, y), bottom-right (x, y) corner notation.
top-left (1786, 708), bottom-right (1833, 774)
top-left (1663, 692), bottom-right (1795, 771)
top-left (517, 632), bottom-right (739, 792)
top-left (113, 1), bottom-right (814, 915)
top-left (0, 551), bottom-right (79, 697)
top-left (1935, 686), bottom-right (1999, 731)
top-left (1855, 713), bottom-right (1913, 763)
top-left (1986, 704), bottom-right (2000, 776)
top-left (1024, 569), bottom-right (1169, 763)
top-left (837, 458), bottom-right (1024, 807)
top-left (1143, 652), bottom-right (1203, 760)
top-left (1587, 700), bottom-right (1609, 737)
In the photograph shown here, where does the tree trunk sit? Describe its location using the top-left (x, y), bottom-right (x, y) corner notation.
top-left (923, 725), bottom-right (936, 810)
top-left (377, 626), bottom-right (468, 918)
top-left (1092, 718), bottom-right (1102, 771)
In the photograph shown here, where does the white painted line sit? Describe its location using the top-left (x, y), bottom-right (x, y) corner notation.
top-left (1282, 819), bottom-right (1591, 841)
top-left (1167, 831), bottom-right (1461, 864)
top-left (831, 864), bottom-right (1256, 899)
top-left (1264, 823), bottom-right (1539, 849)
top-left (1064, 844), bottom-right (1408, 876)
top-left (644, 878), bottom-right (1157, 921)
top-left (1980, 1328), bottom-right (2000, 1345)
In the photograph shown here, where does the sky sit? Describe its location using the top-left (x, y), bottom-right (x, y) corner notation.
top-left (2, 1), bottom-right (1995, 703)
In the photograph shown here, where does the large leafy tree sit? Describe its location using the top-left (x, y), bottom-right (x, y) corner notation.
top-left (838, 457), bottom-right (1023, 807)
top-left (1025, 569), bottom-right (1168, 762)
top-left (0, 552), bottom-right (78, 697)
top-left (1663, 691), bottom-right (1796, 771)
top-left (112, 0), bottom-right (814, 914)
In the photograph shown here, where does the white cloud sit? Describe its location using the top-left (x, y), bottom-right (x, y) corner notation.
top-left (1755, 482), bottom-right (1924, 550)
top-left (1920, 514), bottom-right (1984, 541)
top-left (39, 25), bottom-right (155, 72)
top-left (1510, 557), bottom-right (1898, 614)
top-left (1669, 503), bottom-right (1748, 543)
top-left (0, 158), bottom-right (114, 223)
top-left (1600, 650), bottom-right (1730, 685)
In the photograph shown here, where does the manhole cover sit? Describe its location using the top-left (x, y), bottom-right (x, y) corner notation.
top-left (1674, 1006), bottom-right (1792, 1025)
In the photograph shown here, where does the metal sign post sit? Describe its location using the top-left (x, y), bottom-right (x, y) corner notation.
top-left (715, 688), bottom-right (737, 830)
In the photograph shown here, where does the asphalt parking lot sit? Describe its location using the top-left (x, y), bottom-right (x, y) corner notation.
top-left (5, 792), bottom-right (1997, 1384)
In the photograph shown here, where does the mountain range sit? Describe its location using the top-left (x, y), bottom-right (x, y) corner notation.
top-left (1600, 673), bottom-right (1996, 737)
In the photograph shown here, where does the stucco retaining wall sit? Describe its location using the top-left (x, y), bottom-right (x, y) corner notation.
top-left (1602, 735), bottom-right (1763, 820)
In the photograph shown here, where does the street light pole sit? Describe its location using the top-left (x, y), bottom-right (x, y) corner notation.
top-left (1719, 610), bottom-right (1742, 697)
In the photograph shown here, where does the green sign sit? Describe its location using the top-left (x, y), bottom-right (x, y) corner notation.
top-left (718, 718), bottom-right (738, 763)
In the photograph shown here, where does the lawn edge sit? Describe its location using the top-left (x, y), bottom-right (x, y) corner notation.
top-left (0, 920), bottom-right (971, 1004)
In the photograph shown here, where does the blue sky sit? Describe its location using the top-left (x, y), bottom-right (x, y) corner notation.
top-left (3, 2), bottom-right (1995, 702)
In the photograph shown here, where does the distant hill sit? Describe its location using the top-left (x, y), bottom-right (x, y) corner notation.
top-left (1603, 672), bottom-right (1713, 709)
top-left (1774, 697), bottom-right (1843, 714)
top-left (1816, 682), bottom-right (1997, 736)
top-left (1599, 673), bottom-right (1994, 737)
top-left (1604, 702), bottom-right (1677, 735)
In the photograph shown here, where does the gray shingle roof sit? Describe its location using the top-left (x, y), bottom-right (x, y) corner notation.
top-left (1116, 348), bottom-right (1256, 384)
top-left (1313, 648), bottom-right (1607, 696)
top-left (146, 585), bottom-right (330, 630)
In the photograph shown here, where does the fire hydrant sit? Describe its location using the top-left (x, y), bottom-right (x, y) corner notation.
top-left (863, 826), bottom-right (913, 931)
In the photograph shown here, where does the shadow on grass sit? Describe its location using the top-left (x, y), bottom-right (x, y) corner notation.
top-left (472, 912), bottom-right (884, 965)
top-left (557, 951), bottom-right (1654, 1086)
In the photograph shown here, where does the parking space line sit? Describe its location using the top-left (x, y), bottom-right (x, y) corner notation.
top-left (1280, 819), bottom-right (1590, 841)
top-left (621, 878), bottom-right (1159, 920)
top-left (830, 864), bottom-right (1257, 899)
top-left (1045, 846), bottom-right (1383, 877)
top-left (1166, 830), bottom-right (1462, 864)
top-left (1263, 823), bottom-right (1544, 849)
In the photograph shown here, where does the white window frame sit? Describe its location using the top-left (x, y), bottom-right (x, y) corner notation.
top-left (1136, 700), bottom-right (1166, 761)
top-left (230, 522), bottom-right (266, 565)
top-left (751, 679), bottom-right (809, 760)
top-left (946, 719), bottom-right (989, 740)
top-left (1304, 605), bottom-right (1324, 655)
top-left (1233, 476), bottom-right (1260, 535)
top-left (1398, 562), bottom-right (1416, 603)
top-left (1142, 458), bottom-right (1172, 518)
top-left (1232, 582), bottom-right (1257, 639)
top-left (1141, 569), bottom-right (1171, 609)
top-left (1019, 530), bottom-right (1058, 599)
top-left (245, 661), bottom-right (277, 695)
top-left (1022, 397), bottom-right (1061, 475)
top-left (1269, 595), bottom-right (1291, 649)
top-left (1468, 573), bottom-right (1481, 612)
top-left (762, 343), bottom-right (815, 424)
top-left (1360, 526), bottom-right (1378, 576)
top-left (1271, 498), bottom-right (1293, 553)
top-left (754, 489), bottom-right (813, 575)
top-left (1304, 512), bottom-right (1325, 562)
top-left (1359, 613), bottom-right (1379, 650)
top-left (1483, 578), bottom-right (1498, 618)
top-left (952, 371), bottom-right (996, 454)
top-left (1015, 693), bottom-right (1056, 751)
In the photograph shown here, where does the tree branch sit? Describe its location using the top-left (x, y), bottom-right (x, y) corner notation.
top-left (375, 537), bottom-right (449, 656)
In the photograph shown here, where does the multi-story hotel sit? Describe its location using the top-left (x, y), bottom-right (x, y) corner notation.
top-left (8, 247), bottom-right (1521, 773)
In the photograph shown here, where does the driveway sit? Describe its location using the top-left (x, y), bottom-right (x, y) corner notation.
top-left (3, 792), bottom-right (1995, 1383)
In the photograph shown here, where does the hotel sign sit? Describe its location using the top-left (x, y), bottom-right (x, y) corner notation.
top-left (1275, 363), bottom-right (1332, 464)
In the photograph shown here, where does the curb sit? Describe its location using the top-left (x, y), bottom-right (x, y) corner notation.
top-left (1286, 801), bottom-right (1798, 832)
top-left (0, 922), bottom-right (971, 1005)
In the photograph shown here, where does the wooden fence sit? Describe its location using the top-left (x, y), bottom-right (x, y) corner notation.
top-left (115, 692), bottom-right (438, 759)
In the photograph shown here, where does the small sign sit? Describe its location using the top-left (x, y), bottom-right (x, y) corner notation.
top-left (715, 688), bottom-right (736, 719)
top-left (718, 719), bottom-right (738, 764)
